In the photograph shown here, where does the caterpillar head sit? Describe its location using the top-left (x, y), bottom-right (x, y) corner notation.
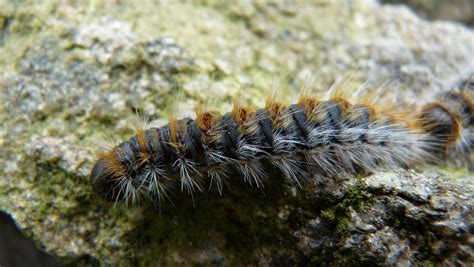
top-left (90, 156), bottom-right (126, 202)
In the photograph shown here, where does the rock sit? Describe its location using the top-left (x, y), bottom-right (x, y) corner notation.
top-left (382, 0), bottom-right (474, 26)
top-left (0, 0), bottom-right (473, 266)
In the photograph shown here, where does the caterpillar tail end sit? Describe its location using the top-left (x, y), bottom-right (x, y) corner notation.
top-left (419, 91), bottom-right (473, 168)
top-left (420, 103), bottom-right (460, 146)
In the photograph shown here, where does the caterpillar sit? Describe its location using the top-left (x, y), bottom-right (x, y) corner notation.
top-left (90, 85), bottom-right (473, 205)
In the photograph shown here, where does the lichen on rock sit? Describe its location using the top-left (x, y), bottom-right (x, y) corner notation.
top-left (0, 0), bottom-right (473, 266)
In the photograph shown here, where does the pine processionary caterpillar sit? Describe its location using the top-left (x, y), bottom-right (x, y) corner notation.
top-left (90, 84), bottom-right (473, 206)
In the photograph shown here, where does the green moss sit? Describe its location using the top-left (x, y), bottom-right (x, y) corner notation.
top-left (435, 164), bottom-right (473, 179)
top-left (414, 260), bottom-right (435, 267)
top-left (333, 181), bottom-right (373, 235)
top-left (344, 180), bottom-right (373, 208)
top-left (320, 209), bottom-right (335, 221)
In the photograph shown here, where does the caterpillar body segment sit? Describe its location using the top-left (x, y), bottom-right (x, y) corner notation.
top-left (91, 89), bottom-right (473, 205)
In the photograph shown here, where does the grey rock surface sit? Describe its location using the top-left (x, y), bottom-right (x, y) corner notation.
top-left (0, 0), bottom-right (473, 266)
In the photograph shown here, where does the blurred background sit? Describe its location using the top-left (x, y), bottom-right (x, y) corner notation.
top-left (382, 0), bottom-right (474, 26)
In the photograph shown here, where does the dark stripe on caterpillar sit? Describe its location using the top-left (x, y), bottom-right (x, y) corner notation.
top-left (91, 90), bottom-right (473, 205)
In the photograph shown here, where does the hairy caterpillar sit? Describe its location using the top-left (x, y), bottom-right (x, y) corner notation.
top-left (90, 85), bottom-right (473, 205)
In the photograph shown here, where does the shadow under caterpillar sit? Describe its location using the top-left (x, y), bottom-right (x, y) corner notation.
top-left (91, 87), bottom-right (473, 205)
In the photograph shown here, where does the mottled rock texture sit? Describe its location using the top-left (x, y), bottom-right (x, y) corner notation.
top-left (0, 0), bottom-right (473, 266)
